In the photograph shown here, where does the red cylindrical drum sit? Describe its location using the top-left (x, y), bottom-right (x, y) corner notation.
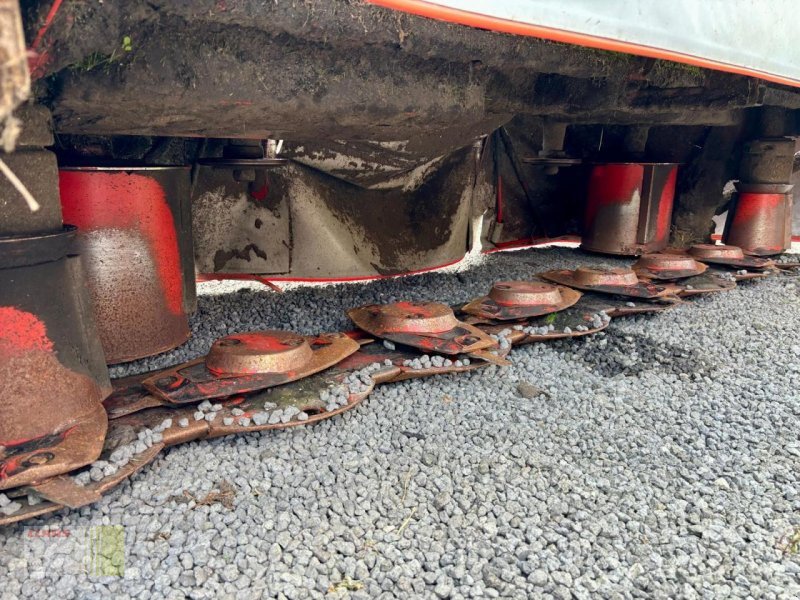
top-left (59, 167), bottom-right (195, 363)
top-left (581, 163), bottom-right (678, 256)
top-left (723, 184), bottom-right (793, 256)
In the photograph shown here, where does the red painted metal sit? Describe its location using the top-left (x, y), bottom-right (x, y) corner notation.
top-left (0, 306), bottom-right (54, 355)
top-left (27, 0), bottom-right (65, 78)
top-left (723, 187), bottom-right (793, 256)
top-left (582, 163), bottom-right (678, 256)
top-left (366, 0), bottom-right (800, 89)
top-left (59, 167), bottom-right (193, 363)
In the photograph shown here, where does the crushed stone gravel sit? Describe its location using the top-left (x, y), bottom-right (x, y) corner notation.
top-left (1, 247), bottom-right (799, 599)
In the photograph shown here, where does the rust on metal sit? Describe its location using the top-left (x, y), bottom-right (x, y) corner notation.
top-left (461, 281), bottom-right (582, 321)
top-left (717, 268), bottom-right (771, 282)
top-left (774, 260), bottom-right (800, 271)
top-left (476, 302), bottom-right (609, 344)
top-left (633, 253), bottom-right (707, 280)
top-left (347, 301), bottom-right (498, 357)
top-left (540, 267), bottom-right (674, 298)
top-left (582, 163), bottom-right (678, 256)
top-left (1, 226), bottom-right (110, 491)
top-left (670, 273), bottom-right (737, 296)
top-left (687, 244), bottom-right (775, 269)
top-left (59, 167), bottom-right (194, 364)
top-left (0, 423), bottom-right (164, 526)
top-left (723, 183), bottom-right (793, 256)
top-left (144, 332), bottom-right (359, 405)
top-left (206, 331), bottom-right (313, 375)
top-left (577, 292), bottom-right (681, 317)
top-left (468, 349), bottom-right (512, 366)
top-left (104, 374), bottom-right (167, 420)
top-left (108, 406), bottom-right (204, 447)
top-left (207, 371), bottom-right (385, 438)
top-left (28, 475), bottom-right (102, 508)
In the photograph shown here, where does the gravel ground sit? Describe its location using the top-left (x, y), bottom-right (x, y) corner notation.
top-left (1, 247), bottom-right (799, 599)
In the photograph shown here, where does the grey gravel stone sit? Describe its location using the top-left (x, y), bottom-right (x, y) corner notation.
top-left (0, 502), bottom-right (22, 516)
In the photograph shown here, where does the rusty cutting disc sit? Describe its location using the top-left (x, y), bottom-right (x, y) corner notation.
top-left (632, 253), bottom-right (707, 280)
top-left (3, 344), bottom-right (416, 526)
top-left (206, 331), bottom-right (313, 375)
top-left (540, 267), bottom-right (673, 299)
top-left (475, 300), bottom-right (609, 344)
top-left (0, 408), bottom-right (107, 493)
top-left (0, 416), bottom-right (165, 526)
top-left (0, 348), bottom-right (108, 492)
top-left (687, 244), bottom-right (775, 270)
top-left (143, 332), bottom-right (359, 405)
top-left (461, 281), bottom-right (582, 321)
top-left (347, 301), bottom-right (497, 357)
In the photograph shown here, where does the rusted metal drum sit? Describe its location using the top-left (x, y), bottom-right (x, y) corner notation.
top-left (723, 183), bottom-right (793, 256)
top-left (738, 138), bottom-right (795, 184)
top-left (59, 167), bottom-right (195, 364)
top-left (0, 226), bottom-right (110, 490)
top-left (582, 163), bottom-right (678, 256)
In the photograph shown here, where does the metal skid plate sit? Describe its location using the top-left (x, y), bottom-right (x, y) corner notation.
top-left (347, 301), bottom-right (499, 359)
top-left (576, 292), bottom-right (682, 317)
top-left (632, 253), bottom-right (707, 280)
top-left (670, 273), bottom-right (738, 296)
top-left (143, 332), bottom-right (359, 404)
top-left (464, 291), bottom-right (680, 346)
top-left (466, 298), bottom-right (609, 344)
top-left (204, 363), bottom-right (394, 438)
top-left (540, 268), bottom-right (675, 299)
top-left (460, 281), bottom-right (582, 321)
top-left (336, 341), bottom-right (501, 383)
top-left (686, 244), bottom-right (775, 270)
top-left (723, 269), bottom-right (771, 281)
top-left (774, 261), bottom-right (800, 272)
